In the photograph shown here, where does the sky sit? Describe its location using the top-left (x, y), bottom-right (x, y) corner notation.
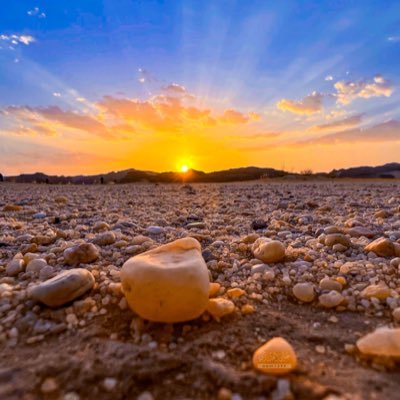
top-left (0, 0), bottom-right (399, 175)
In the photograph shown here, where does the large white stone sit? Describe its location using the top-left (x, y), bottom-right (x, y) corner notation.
top-left (121, 237), bottom-right (210, 323)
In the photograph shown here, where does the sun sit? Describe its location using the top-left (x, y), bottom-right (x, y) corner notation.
top-left (180, 164), bottom-right (189, 173)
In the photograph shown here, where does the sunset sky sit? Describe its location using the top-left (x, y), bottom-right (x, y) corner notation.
top-left (1, 0), bottom-right (399, 175)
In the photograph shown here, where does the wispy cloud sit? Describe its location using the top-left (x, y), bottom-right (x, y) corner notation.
top-left (276, 92), bottom-right (324, 115)
top-left (387, 36), bottom-right (400, 43)
top-left (0, 34), bottom-right (35, 46)
top-left (294, 120), bottom-right (400, 146)
top-left (309, 114), bottom-right (363, 132)
top-left (334, 75), bottom-right (393, 105)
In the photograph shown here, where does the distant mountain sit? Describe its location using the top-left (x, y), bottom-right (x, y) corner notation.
top-left (2, 163), bottom-right (399, 184)
top-left (329, 163), bottom-right (400, 179)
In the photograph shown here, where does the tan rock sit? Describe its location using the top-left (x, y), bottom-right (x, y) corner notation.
top-left (207, 298), bottom-right (235, 319)
top-left (292, 283), bottom-right (315, 302)
top-left (6, 259), bottom-right (25, 276)
top-left (252, 337), bottom-right (297, 375)
top-left (227, 288), bottom-right (246, 298)
top-left (319, 291), bottom-right (344, 308)
top-left (324, 234), bottom-right (351, 248)
top-left (361, 283), bottom-right (391, 300)
top-left (64, 243), bottom-right (99, 265)
top-left (357, 327), bottom-right (400, 357)
top-left (121, 237), bottom-right (209, 323)
top-left (365, 237), bottom-right (397, 257)
top-left (30, 268), bottom-right (95, 307)
top-left (252, 238), bottom-right (285, 263)
top-left (209, 282), bottom-right (221, 297)
top-left (319, 277), bottom-right (342, 292)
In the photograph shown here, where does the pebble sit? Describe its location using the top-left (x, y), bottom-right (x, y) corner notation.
top-left (324, 234), bottom-right (351, 248)
top-left (64, 243), bottom-right (100, 265)
top-left (319, 277), bottom-right (342, 292)
top-left (227, 288), bottom-right (246, 298)
top-left (357, 327), bottom-right (400, 357)
top-left (365, 237), bottom-right (400, 257)
top-left (6, 259), bottom-right (25, 276)
top-left (252, 337), bottom-right (297, 375)
top-left (29, 268), bottom-right (95, 307)
top-left (361, 283), bottom-right (391, 300)
top-left (206, 298), bottom-right (235, 319)
top-left (252, 238), bottom-right (286, 263)
top-left (146, 226), bottom-right (165, 235)
top-left (209, 282), bottom-right (221, 297)
top-left (319, 291), bottom-right (344, 308)
top-left (292, 282), bottom-right (315, 302)
top-left (103, 377), bottom-right (118, 391)
top-left (41, 377), bottom-right (59, 393)
top-left (94, 231), bottom-right (116, 246)
top-left (121, 237), bottom-right (209, 322)
top-left (26, 258), bottom-right (48, 274)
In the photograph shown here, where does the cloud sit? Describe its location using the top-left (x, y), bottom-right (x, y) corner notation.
top-left (295, 120), bottom-right (400, 146)
top-left (309, 114), bottom-right (363, 132)
top-left (27, 7), bottom-right (46, 18)
top-left (277, 92), bottom-right (324, 115)
top-left (2, 83), bottom-right (260, 140)
top-left (387, 36), bottom-right (400, 43)
top-left (325, 75), bottom-right (333, 81)
top-left (4, 106), bottom-right (118, 139)
top-left (0, 34), bottom-right (35, 46)
top-left (334, 75), bottom-right (393, 105)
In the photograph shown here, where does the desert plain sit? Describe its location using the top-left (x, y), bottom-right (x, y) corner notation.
top-left (0, 180), bottom-right (400, 400)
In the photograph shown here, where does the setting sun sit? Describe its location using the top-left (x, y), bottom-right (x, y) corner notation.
top-left (180, 165), bottom-right (189, 173)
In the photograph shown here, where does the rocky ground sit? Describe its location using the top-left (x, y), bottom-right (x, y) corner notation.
top-left (0, 180), bottom-right (400, 400)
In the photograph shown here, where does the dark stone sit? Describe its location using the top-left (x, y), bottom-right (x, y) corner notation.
top-left (251, 219), bottom-right (268, 230)
top-left (54, 217), bottom-right (61, 224)
top-left (202, 249), bottom-right (215, 262)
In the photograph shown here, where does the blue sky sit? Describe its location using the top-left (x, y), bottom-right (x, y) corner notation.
top-left (0, 0), bottom-right (399, 174)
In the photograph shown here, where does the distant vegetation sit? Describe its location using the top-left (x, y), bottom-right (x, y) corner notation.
top-left (2, 163), bottom-right (400, 184)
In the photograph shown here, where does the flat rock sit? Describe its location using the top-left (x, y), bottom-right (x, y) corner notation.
top-left (30, 268), bottom-right (95, 307)
top-left (121, 237), bottom-right (209, 323)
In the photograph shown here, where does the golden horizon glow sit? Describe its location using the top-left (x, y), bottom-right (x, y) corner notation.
top-left (180, 164), bottom-right (189, 173)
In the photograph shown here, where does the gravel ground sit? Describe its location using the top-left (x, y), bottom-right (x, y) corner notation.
top-left (0, 180), bottom-right (399, 400)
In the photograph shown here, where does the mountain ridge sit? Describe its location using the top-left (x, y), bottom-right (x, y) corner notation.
top-left (1, 163), bottom-right (399, 183)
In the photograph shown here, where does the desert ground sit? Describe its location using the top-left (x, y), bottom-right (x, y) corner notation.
top-left (0, 180), bottom-right (400, 400)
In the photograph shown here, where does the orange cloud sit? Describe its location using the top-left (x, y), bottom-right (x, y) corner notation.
top-left (334, 75), bottom-right (393, 105)
top-left (277, 92), bottom-right (323, 115)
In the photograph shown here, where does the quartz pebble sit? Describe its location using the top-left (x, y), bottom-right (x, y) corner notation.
top-left (121, 237), bottom-right (209, 323)
top-left (30, 268), bottom-right (95, 307)
top-left (252, 337), bottom-right (297, 375)
top-left (252, 238), bottom-right (286, 263)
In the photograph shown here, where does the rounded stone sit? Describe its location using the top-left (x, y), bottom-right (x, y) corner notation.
top-left (121, 237), bottom-right (209, 323)
top-left (6, 259), bottom-right (25, 276)
top-left (324, 234), bottom-right (351, 248)
top-left (26, 258), bottom-right (48, 274)
top-left (252, 337), bottom-right (297, 375)
top-left (63, 243), bottom-right (99, 265)
top-left (357, 327), bottom-right (400, 357)
top-left (252, 238), bottom-right (286, 263)
top-left (29, 268), bottom-right (95, 307)
top-left (361, 283), bottom-right (391, 300)
top-left (292, 283), bottom-right (315, 302)
top-left (319, 291), bottom-right (344, 308)
top-left (364, 237), bottom-right (398, 257)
